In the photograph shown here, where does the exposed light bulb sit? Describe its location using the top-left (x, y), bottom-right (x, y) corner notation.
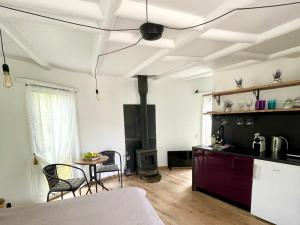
top-left (2, 64), bottom-right (13, 88)
top-left (96, 89), bottom-right (100, 102)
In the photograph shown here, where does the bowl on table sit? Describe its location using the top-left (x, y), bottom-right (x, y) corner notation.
top-left (82, 152), bottom-right (102, 161)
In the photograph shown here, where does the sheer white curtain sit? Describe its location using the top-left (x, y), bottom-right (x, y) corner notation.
top-left (26, 85), bottom-right (80, 200)
top-left (202, 96), bottom-right (212, 146)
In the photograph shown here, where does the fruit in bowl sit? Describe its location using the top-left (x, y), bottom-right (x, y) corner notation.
top-left (82, 152), bottom-right (100, 160)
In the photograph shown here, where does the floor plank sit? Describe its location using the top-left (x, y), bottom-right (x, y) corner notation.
top-left (62, 168), bottom-right (270, 225)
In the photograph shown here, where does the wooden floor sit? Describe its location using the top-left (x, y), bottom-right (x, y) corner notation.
top-left (63, 168), bottom-right (270, 225)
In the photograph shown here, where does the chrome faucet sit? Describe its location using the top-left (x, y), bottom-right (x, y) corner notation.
top-left (216, 125), bottom-right (224, 145)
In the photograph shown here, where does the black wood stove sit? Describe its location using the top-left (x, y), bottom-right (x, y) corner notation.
top-left (123, 75), bottom-right (158, 177)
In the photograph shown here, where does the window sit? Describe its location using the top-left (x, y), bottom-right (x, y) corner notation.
top-left (26, 85), bottom-right (80, 198)
top-left (201, 95), bottom-right (212, 146)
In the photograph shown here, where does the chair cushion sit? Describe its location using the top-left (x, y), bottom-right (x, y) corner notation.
top-left (96, 164), bottom-right (119, 173)
top-left (101, 151), bottom-right (115, 165)
top-left (51, 178), bottom-right (86, 192)
top-left (43, 165), bottom-right (59, 188)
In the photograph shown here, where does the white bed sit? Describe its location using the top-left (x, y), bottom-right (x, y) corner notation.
top-left (0, 187), bottom-right (164, 225)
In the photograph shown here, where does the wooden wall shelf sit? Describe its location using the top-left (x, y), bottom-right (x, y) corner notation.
top-left (204, 108), bottom-right (300, 115)
top-left (204, 80), bottom-right (300, 97)
top-left (204, 80), bottom-right (300, 105)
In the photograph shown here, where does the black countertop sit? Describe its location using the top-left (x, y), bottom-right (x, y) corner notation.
top-left (192, 145), bottom-right (300, 166)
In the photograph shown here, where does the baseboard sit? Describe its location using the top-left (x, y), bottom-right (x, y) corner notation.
top-left (158, 166), bottom-right (168, 169)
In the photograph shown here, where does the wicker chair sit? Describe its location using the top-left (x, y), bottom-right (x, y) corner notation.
top-left (43, 164), bottom-right (91, 202)
top-left (96, 151), bottom-right (123, 188)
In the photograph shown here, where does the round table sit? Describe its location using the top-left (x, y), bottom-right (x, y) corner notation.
top-left (74, 155), bottom-right (109, 193)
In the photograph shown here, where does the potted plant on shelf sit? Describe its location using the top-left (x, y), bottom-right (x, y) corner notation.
top-left (235, 78), bottom-right (243, 88)
top-left (273, 69), bottom-right (282, 83)
top-left (224, 100), bottom-right (234, 112)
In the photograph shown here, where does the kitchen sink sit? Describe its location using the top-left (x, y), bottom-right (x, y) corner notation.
top-left (209, 145), bottom-right (226, 151)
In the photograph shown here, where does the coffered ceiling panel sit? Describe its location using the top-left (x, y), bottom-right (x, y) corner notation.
top-left (12, 20), bottom-right (97, 72)
top-left (245, 29), bottom-right (300, 55)
top-left (140, 61), bottom-right (188, 75)
top-left (131, 0), bottom-right (224, 17)
top-left (99, 43), bottom-right (158, 76)
top-left (172, 39), bottom-right (232, 57)
top-left (215, 1), bottom-right (300, 34)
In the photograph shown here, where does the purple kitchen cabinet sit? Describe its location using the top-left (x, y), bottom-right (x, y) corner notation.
top-left (194, 150), bottom-right (209, 190)
top-left (192, 148), bottom-right (254, 209)
top-left (194, 151), bottom-right (226, 196)
top-left (192, 150), bottom-right (199, 190)
top-left (224, 155), bottom-right (254, 207)
top-left (206, 152), bottom-right (226, 196)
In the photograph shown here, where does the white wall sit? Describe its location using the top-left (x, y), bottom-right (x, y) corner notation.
top-left (212, 58), bottom-right (300, 111)
top-left (148, 77), bottom-right (212, 165)
top-left (0, 59), bottom-right (211, 204)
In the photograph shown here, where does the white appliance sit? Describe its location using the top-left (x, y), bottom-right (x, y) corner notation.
top-left (251, 159), bottom-right (300, 225)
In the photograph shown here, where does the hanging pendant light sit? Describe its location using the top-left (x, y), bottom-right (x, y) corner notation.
top-left (94, 55), bottom-right (105, 102)
top-left (2, 63), bottom-right (13, 88)
top-left (95, 87), bottom-right (100, 102)
top-left (0, 29), bottom-right (13, 88)
top-left (95, 73), bottom-right (100, 102)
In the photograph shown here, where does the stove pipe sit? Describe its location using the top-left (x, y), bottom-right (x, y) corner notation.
top-left (137, 75), bottom-right (149, 149)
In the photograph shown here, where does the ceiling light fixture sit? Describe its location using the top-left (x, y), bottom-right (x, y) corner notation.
top-left (140, 22), bottom-right (164, 41)
top-left (0, 29), bottom-right (13, 89)
top-left (140, 0), bottom-right (164, 41)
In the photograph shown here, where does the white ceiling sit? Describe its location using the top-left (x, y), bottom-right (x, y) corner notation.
top-left (216, 1), bottom-right (300, 34)
top-left (172, 39), bottom-right (232, 57)
top-left (132, 0), bottom-right (224, 17)
top-left (0, 0), bottom-right (300, 80)
top-left (245, 29), bottom-right (300, 54)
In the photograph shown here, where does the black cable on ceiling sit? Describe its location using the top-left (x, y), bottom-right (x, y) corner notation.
top-left (0, 29), bottom-right (6, 64)
top-left (1, 1), bottom-right (300, 58)
top-left (164, 1), bottom-right (300, 30)
top-left (2, 1), bottom-right (300, 33)
top-left (146, 0), bottom-right (149, 22)
top-left (94, 37), bottom-right (142, 73)
top-left (93, 1), bottom-right (300, 59)
top-left (0, 4), bottom-right (139, 32)
top-left (2, 1), bottom-right (300, 97)
top-left (96, 37), bottom-right (143, 58)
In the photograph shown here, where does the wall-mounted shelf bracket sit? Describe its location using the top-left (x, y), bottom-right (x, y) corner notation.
top-left (214, 95), bottom-right (221, 105)
top-left (253, 90), bottom-right (260, 100)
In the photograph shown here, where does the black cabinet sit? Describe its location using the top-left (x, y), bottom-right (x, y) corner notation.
top-left (168, 151), bottom-right (192, 169)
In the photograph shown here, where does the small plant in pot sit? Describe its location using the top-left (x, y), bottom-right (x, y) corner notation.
top-left (235, 78), bottom-right (243, 88)
top-left (224, 100), bottom-right (234, 112)
top-left (273, 69), bottom-right (282, 83)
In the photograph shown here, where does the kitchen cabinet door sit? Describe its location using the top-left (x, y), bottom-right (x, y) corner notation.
top-left (193, 150), bottom-right (200, 189)
top-left (192, 150), bottom-right (199, 191)
top-left (206, 152), bottom-right (226, 196)
top-left (195, 150), bottom-right (209, 189)
top-left (225, 156), bottom-right (253, 208)
top-left (251, 159), bottom-right (300, 225)
top-left (226, 155), bottom-right (253, 177)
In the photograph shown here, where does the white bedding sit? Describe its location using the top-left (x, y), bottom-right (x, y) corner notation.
top-left (0, 187), bottom-right (164, 225)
